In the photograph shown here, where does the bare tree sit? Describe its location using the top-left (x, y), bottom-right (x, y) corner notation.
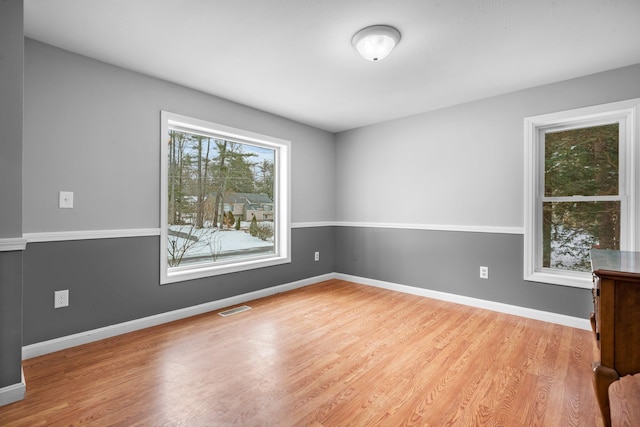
top-left (167, 226), bottom-right (220, 267)
top-left (168, 131), bottom-right (190, 224)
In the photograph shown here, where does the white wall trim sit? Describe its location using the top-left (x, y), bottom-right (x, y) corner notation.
top-left (24, 225), bottom-right (324, 243)
top-left (22, 273), bottom-right (334, 359)
top-left (0, 237), bottom-right (27, 251)
top-left (335, 273), bottom-right (591, 331)
top-left (0, 369), bottom-right (26, 406)
top-left (20, 222), bottom-right (523, 244)
top-left (333, 221), bottom-right (524, 235)
top-left (23, 272), bottom-right (590, 359)
top-left (291, 221), bottom-right (334, 228)
top-left (24, 228), bottom-right (161, 243)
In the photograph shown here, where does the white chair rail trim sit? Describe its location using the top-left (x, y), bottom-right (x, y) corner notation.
top-left (0, 237), bottom-right (27, 252)
top-left (22, 222), bottom-right (523, 244)
top-left (23, 228), bottom-right (161, 243)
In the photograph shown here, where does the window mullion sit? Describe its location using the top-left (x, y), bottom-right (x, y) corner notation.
top-left (541, 195), bottom-right (623, 203)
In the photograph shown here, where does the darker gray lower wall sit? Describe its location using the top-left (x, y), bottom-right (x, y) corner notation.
top-left (0, 251), bottom-right (23, 386)
top-left (22, 227), bottom-right (335, 345)
top-left (335, 227), bottom-right (592, 319)
top-left (23, 225), bottom-right (594, 347)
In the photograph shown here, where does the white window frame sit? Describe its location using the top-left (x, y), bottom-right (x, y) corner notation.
top-left (160, 111), bottom-right (291, 285)
top-left (524, 99), bottom-right (640, 288)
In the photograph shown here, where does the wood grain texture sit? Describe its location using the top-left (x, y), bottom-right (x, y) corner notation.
top-left (609, 374), bottom-right (640, 427)
top-left (1, 279), bottom-right (603, 426)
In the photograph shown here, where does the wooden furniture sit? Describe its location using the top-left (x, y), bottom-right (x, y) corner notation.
top-left (609, 374), bottom-right (640, 425)
top-left (590, 249), bottom-right (640, 427)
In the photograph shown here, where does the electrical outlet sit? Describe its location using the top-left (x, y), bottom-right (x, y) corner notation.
top-left (54, 290), bottom-right (69, 308)
top-left (314, 251), bottom-right (320, 261)
top-left (59, 191), bottom-right (74, 209)
top-left (480, 266), bottom-right (489, 279)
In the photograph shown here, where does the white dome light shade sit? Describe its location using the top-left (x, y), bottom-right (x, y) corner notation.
top-left (351, 25), bottom-right (401, 62)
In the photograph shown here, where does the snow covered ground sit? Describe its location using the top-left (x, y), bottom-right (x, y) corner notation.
top-left (168, 224), bottom-right (274, 265)
top-left (548, 226), bottom-right (596, 271)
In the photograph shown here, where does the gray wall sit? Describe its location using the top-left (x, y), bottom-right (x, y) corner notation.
top-left (22, 40), bottom-right (337, 344)
top-left (0, 3), bottom-right (23, 238)
top-left (23, 39), bottom-right (335, 232)
top-left (335, 228), bottom-right (591, 317)
top-left (0, 252), bottom-right (23, 384)
top-left (0, 0), bottom-right (24, 391)
top-left (335, 64), bottom-right (640, 227)
top-left (23, 227), bottom-right (335, 345)
top-left (335, 64), bottom-right (640, 318)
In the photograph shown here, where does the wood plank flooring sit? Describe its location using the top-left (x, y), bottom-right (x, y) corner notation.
top-left (1, 279), bottom-right (603, 426)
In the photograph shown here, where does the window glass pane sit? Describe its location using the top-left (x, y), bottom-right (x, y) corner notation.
top-left (167, 129), bottom-right (276, 268)
top-left (542, 201), bottom-right (620, 272)
top-left (544, 124), bottom-right (619, 197)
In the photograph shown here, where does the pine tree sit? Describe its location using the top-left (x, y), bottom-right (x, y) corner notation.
top-left (249, 214), bottom-right (258, 237)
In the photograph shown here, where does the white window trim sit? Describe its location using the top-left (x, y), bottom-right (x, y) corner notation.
top-left (524, 99), bottom-right (640, 288)
top-left (160, 111), bottom-right (291, 285)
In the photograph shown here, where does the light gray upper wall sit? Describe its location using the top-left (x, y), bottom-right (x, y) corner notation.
top-left (335, 64), bottom-right (640, 227)
top-left (0, 0), bottom-right (24, 239)
top-left (23, 39), bottom-right (336, 233)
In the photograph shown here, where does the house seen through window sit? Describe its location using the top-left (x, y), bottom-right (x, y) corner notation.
top-left (160, 112), bottom-right (290, 284)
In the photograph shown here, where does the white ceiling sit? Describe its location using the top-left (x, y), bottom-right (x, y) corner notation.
top-left (24, 0), bottom-right (640, 133)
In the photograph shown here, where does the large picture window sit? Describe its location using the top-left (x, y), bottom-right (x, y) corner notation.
top-left (524, 99), bottom-right (639, 288)
top-left (160, 112), bottom-right (290, 284)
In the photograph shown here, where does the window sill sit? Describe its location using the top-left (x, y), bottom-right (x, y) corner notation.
top-left (525, 270), bottom-right (593, 289)
top-left (161, 254), bottom-right (291, 285)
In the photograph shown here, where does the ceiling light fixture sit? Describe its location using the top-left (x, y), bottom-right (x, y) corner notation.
top-left (351, 25), bottom-right (401, 62)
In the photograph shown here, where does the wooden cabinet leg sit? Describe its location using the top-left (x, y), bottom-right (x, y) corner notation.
top-left (593, 362), bottom-right (619, 427)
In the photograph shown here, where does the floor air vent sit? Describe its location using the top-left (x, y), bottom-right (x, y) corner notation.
top-left (218, 305), bottom-right (252, 317)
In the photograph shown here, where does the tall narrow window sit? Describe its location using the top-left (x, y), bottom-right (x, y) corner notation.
top-left (524, 99), bottom-right (639, 288)
top-left (160, 112), bottom-right (290, 284)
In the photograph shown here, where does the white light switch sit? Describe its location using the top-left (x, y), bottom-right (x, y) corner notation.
top-left (59, 191), bottom-right (74, 209)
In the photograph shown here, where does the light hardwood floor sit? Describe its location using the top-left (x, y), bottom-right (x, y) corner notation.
top-left (1, 279), bottom-right (603, 426)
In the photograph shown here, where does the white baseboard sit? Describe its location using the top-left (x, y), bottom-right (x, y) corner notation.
top-left (0, 369), bottom-right (26, 407)
top-left (22, 272), bottom-right (591, 359)
top-left (22, 273), bottom-right (334, 359)
top-left (336, 273), bottom-right (591, 331)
